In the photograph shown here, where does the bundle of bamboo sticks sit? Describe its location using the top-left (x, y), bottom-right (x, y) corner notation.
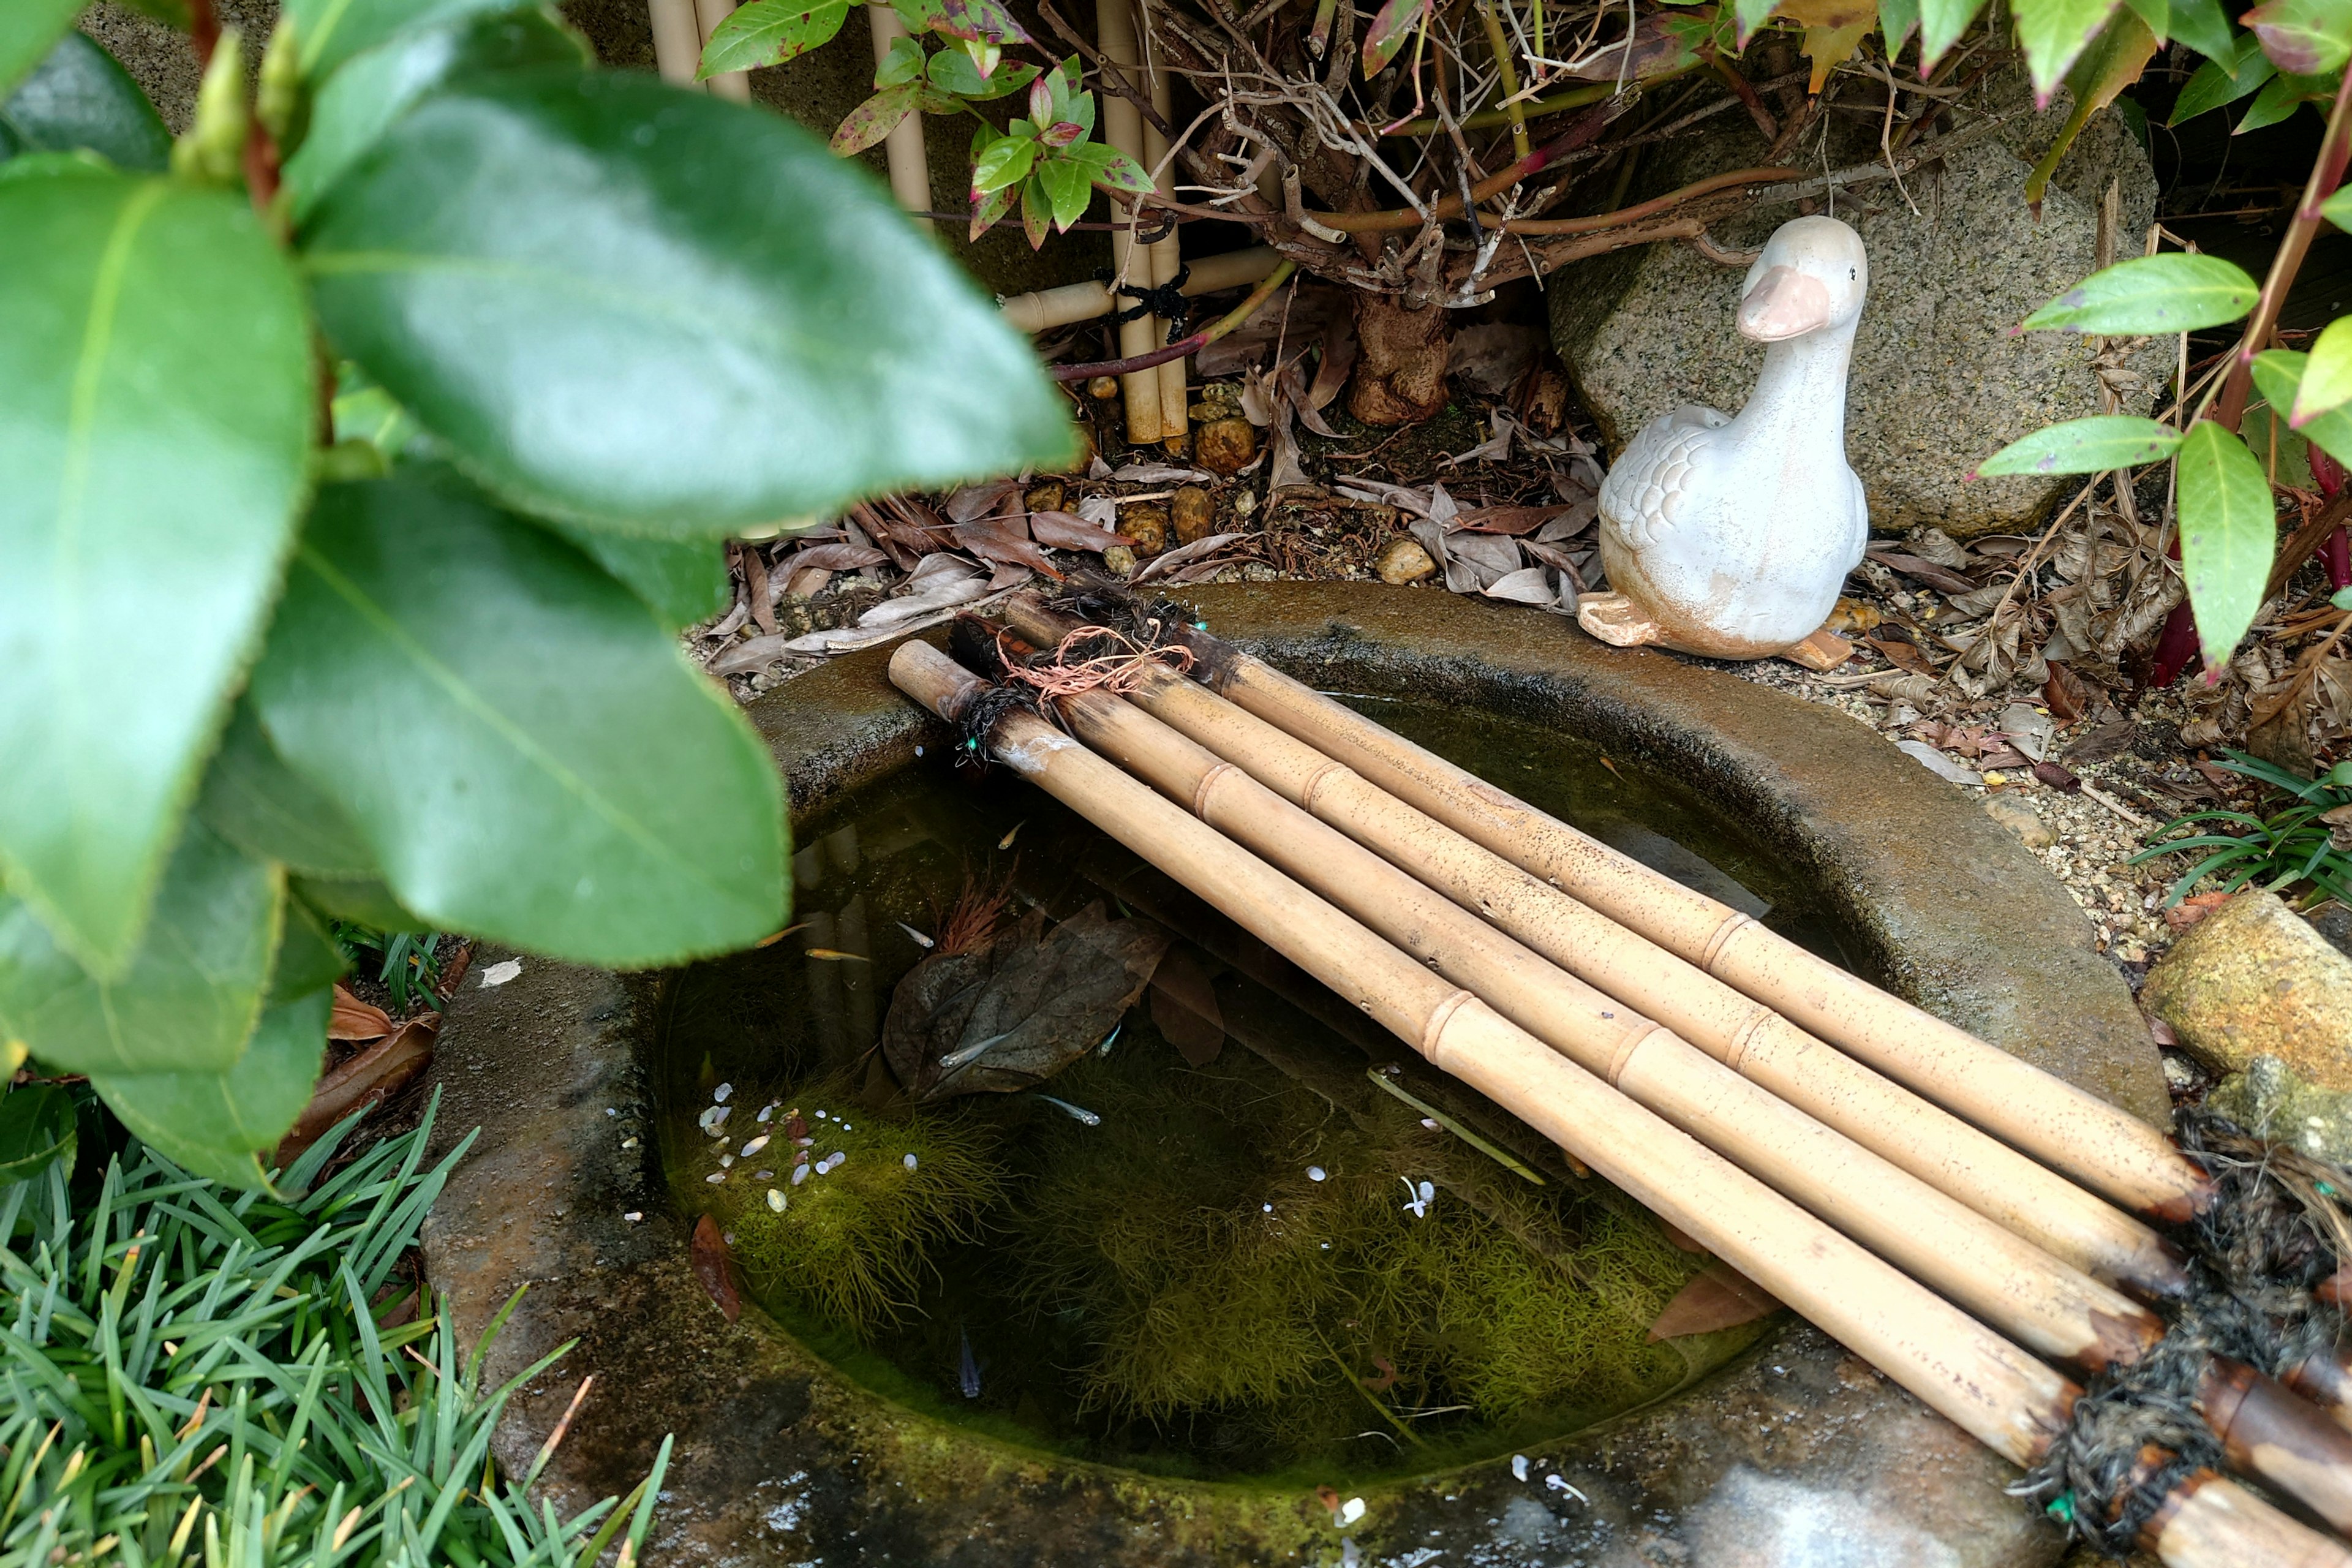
top-left (885, 594), bottom-right (2352, 1567)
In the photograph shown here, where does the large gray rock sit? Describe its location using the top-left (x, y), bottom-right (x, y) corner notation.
top-left (1550, 92), bottom-right (2173, 538)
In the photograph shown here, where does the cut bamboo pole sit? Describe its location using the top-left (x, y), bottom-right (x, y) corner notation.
top-left (1000, 595), bottom-right (2191, 1300)
top-left (999, 247), bottom-right (1283, 333)
top-left (1039, 674), bottom-right (2161, 1370)
top-left (1144, 618), bottom-right (2217, 1222)
top-left (1140, 7), bottom-right (1186, 450)
top-left (2200, 1358), bottom-right (2352, 1536)
top-left (889, 641), bottom-right (2352, 1568)
top-left (646, 0), bottom-right (707, 87)
top-left (865, 3), bottom-right (934, 224)
top-left (1095, 0), bottom-right (1161, 442)
top-left (690, 0), bottom-right (753, 100)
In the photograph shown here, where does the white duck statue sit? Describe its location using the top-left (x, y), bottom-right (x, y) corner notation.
top-left (1577, 215), bottom-right (1872, 662)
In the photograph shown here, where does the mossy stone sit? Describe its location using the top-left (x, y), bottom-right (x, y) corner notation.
top-left (2141, 891), bottom-right (2352, 1087)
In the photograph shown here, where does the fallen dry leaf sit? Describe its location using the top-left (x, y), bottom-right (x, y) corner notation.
top-left (1149, 948), bottom-right (1225, 1066)
top-left (692, 1213), bottom-right (742, 1322)
top-left (1866, 549), bottom-right (1978, 595)
top-left (1647, 1261), bottom-right (1781, 1340)
top-left (1133, 532), bottom-right (1245, 585)
top-left (276, 1016), bottom-right (437, 1163)
top-left (330, 984), bottom-right (393, 1042)
top-left (2044, 660), bottom-right (2092, 724)
top-left (1453, 505), bottom-right (1566, 537)
top-left (1028, 510), bottom-right (1124, 552)
top-left (952, 516), bottom-right (1065, 578)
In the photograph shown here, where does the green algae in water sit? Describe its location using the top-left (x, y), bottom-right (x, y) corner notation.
top-left (657, 699), bottom-right (1819, 1481)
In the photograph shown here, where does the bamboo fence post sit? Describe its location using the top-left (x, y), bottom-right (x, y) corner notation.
top-left (1000, 595), bottom-right (2190, 1300)
top-left (888, 641), bottom-right (2352, 1568)
top-left (1038, 676), bottom-right (2162, 1371)
top-left (999, 246), bottom-right (1281, 333)
top-left (690, 0), bottom-right (753, 100)
top-left (1145, 618), bottom-right (2216, 1222)
top-left (1095, 0), bottom-right (1161, 442)
top-left (646, 0), bottom-right (707, 88)
top-left (1139, 0), bottom-right (1186, 450)
top-left (865, 3), bottom-right (935, 224)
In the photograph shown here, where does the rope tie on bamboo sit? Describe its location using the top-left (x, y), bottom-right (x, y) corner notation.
top-left (997, 624), bottom-right (1196, 699)
top-left (2021, 1112), bottom-right (2351, 1556)
top-left (1105, 261), bottom-right (1193, 343)
top-left (948, 680), bottom-right (1047, 771)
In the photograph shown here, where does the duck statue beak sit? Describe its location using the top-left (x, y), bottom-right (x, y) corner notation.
top-left (1737, 265), bottom-right (1833, 342)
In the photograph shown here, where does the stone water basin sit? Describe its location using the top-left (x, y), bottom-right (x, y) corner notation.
top-left (420, 583), bottom-right (2168, 1568)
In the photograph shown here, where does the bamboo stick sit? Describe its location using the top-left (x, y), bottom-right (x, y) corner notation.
top-left (1141, 616), bottom-right (2217, 1222)
top-left (1140, 7), bottom-right (1186, 450)
top-left (1095, 0), bottom-right (1161, 442)
top-left (1000, 595), bottom-right (2191, 1300)
top-left (2199, 1358), bottom-right (2352, 1536)
top-left (999, 247), bottom-right (1282, 333)
top-left (889, 642), bottom-right (2352, 1568)
top-left (690, 0), bottom-right (753, 100)
top-left (1036, 675), bottom-right (2161, 1371)
top-left (646, 0), bottom-right (707, 88)
top-left (865, 4), bottom-right (935, 224)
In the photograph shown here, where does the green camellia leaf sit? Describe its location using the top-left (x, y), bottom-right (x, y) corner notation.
top-left (0, 1084), bottom-right (77, 1185)
top-left (1066, 138), bottom-right (1155, 195)
top-left (967, 176), bottom-right (1016, 240)
top-left (270, 899), bottom-right (349, 1005)
top-left (293, 875), bottom-right (431, 932)
top-left (1020, 170), bottom-right (1051, 249)
top-left (2014, 0), bottom-right (2125, 102)
top-left (541, 521), bottom-right (729, 628)
top-left (248, 472), bottom-right (789, 967)
top-left (2176, 420), bottom-right (2278, 667)
top-left (832, 83), bottom-right (918, 153)
top-left (2252, 349), bottom-right (2352, 471)
top-left (284, 0), bottom-right (533, 85)
top-left (2022, 252), bottom-right (2259, 333)
top-left (1919, 0), bottom-right (1989, 66)
top-left (2148, 0), bottom-right (2237, 54)
top-left (0, 0), bottom-right (81, 96)
top-left (971, 130), bottom-right (1036, 194)
top-left (1973, 415), bottom-right (2184, 476)
top-left (1880, 0), bottom-right (1921, 51)
top-left (0, 172), bottom-right (312, 978)
top-left (1362, 0), bottom-right (1427, 74)
top-left (301, 70), bottom-right (1073, 537)
top-left (197, 699), bottom-right (382, 880)
top-left (876, 34), bottom-right (925, 86)
top-left (1, 31), bottom-right (172, 172)
top-left (925, 47), bottom-right (1036, 98)
top-left (1038, 154), bottom-right (1092, 231)
top-left (0, 820), bottom-right (282, 1077)
top-left (282, 4), bottom-right (590, 221)
top-left (700, 0), bottom-right (851, 76)
top-left (2234, 67), bottom-right (2330, 131)
top-left (2170, 31), bottom-right (2275, 121)
top-left (2291, 316), bottom-right (2352, 426)
top-left (2244, 0), bottom-right (2352, 74)
top-left (92, 983), bottom-right (329, 1189)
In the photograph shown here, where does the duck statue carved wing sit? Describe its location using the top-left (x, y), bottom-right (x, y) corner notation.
top-left (1577, 216), bottom-right (1872, 662)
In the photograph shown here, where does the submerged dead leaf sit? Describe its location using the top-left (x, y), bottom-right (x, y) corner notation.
top-left (1647, 1261), bottom-right (1781, 1340)
top-left (1149, 948), bottom-right (1225, 1066)
top-left (692, 1214), bottom-right (741, 1322)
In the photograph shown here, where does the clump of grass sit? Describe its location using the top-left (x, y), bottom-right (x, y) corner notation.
top-left (2132, 752), bottom-right (2352, 907)
top-left (0, 1099), bottom-right (668, 1568)
top-left (698, 1074), bottom-right (1005, 1339)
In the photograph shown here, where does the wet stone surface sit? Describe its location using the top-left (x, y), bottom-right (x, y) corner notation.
top-left (423, 584), bottom-right (2160, 1565)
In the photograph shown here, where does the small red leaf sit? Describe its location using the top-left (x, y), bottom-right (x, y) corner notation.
top-left (1647, 1261), bottom-right (1779, 1340)
top-left (693, 1213), bottom-right (742, 1322)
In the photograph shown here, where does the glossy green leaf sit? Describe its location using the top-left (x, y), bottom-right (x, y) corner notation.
top-left (1038, 154), bottom-right (1091, 231)
top-left (0, 173), bottom-right (312, 978)
top-left (93, 984), bottom-right (328, 1189)
top-left (891, 0), bottom-right (951, 32)
top-left (967, 176), bottom-right (1016, 240)
top-left (925, 47), bottom-right (1035, 97)
top-left (0, 0), bottom-right (80, 96)
top-left (301, 70), bottom-right (1072, 537)
top-left (2234, 66), bottom-right (2326, 130)
top-left (248, 472), bottom-right (788, 967)
top-left (2252, 349), bottom-right (2352, 472)
top-left (284, 0), bottom-right (532, 85)
top-left (2170, 31), bottom-right (2275, 120)
top-left (971, 130), bottom-right (1036, 194)
top-left (0, 1085), bottom-right (76, 1185)
top-left (2161, 0), bottom-right (2237, 54)
top-left (932, 0), bottom-right (1031, 45)
top-left (2015, 0), bottom-right (2124, 100)
top-left (1919, 0), bottom-right (1988, 65)
top-left (2291, 316), bottom-right (2352, 426)
top-left (1880, 0), bottom-right (1921, 51)
top-left (1363, 0), bottom-right (1427, 73)
top-left (700, 0), bottom-right (850, 75)
top-left (1066, 138), bottom-right (1154, 195)
top-left (293, 875), bottom-right (432, 932)
top-left (876, 34), bottom-right (924, 85)
top-left (2244, 0), bottom-right (2352, 72)
top-left (832, 83), bottom-right (918, 153)
top-left (1020, 171), bottom-right (1051, 249)
top-left (2022, 252), bottom-right (2259, 333)
top-left (196, 699), bottom-right (382, 879)
top-left (2335, 584), bottom-right (2352, 610)
top-left (2326, 184), bottom-right (2352, 229)
top-left (270, 899), bottom-right (349, 1005)
top-left (1973, 416), bottom-right (2184, 476)
top-left (1732, 0), bottom-right (1779, 44)
top-left (2123, 0), bottom-right (2171, 40)
top-left (0, 820), bottom-right (282, 1077)
top-left (0, 32), bottom-right (171, 172)
top-left (542, 521), bottom-right (729, 628)
top-left (282, 4), bottom-right (589, 221)
top-left (2176, 420), bottom-right (2278, 666)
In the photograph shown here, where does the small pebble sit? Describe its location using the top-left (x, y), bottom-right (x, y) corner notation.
top-left (698, 1104), bottom-right (731, 1134)
top-left (620, 1136), bottom-right (638, 1149)
top-left (757, 1103), bottom-right (776, 1122)
top-left (624, 1212), bottom-right (644, 1223)
top-left (605, 1107), bottom-right (618, 1117)
top-left (903, 1153), bottom-right (919, 1169)
top-left (714, 1082), bottom-right (733, 1103)
top-left (793, 1164), bottom-right (811, 1185)
top-left (1306, 1165), bottom-right (1327, 1182)
top-left (767, 1189), bottom-right (787, 1212)
top-left (719, 1154), bottom-right (734, 1167)
top-left (1512, 1454), bottom-right (1529, 1481)
top-left (1336, 1497), bottom-right (1366, 1526)
top-left (705, 1172), bottom-right (727, 1185)
top-left (753, 1170), bottom-right (774, 1180)
top-left (915, 744), bottom-right (924, 756)
top-left (1262, 1202), bottom-right (1274, 1213)
top-left (741, 1134), bottom-right (770, 1156)
top-left (480, 959), bottom-right (522, 987)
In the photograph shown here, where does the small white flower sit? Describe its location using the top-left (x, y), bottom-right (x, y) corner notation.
top-left (1400, 1177), bottom-right (1432, 1219)
top-left (1546, 1475), bottom-right (1585, 1502)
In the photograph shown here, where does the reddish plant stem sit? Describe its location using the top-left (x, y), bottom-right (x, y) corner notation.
top-left (190, 0), bottom-right (221, 66)
top-left (1499, 166), bottom-right (1796, 235)
top-left (1303, 101), bottom-right (1617, 233)
top-left (2212, 68), bottom-right (2352, 433)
